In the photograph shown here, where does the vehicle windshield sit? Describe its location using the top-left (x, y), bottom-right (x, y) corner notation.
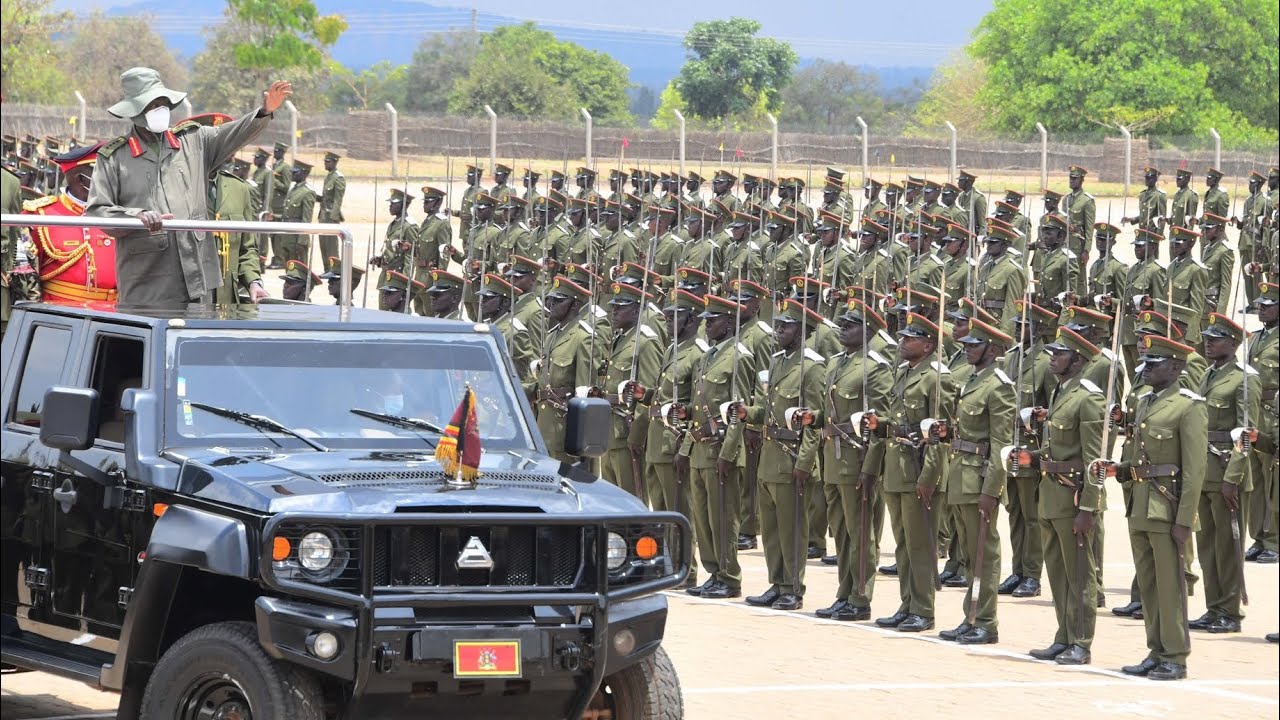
top-left (165, 329), bottom-right (534, 451)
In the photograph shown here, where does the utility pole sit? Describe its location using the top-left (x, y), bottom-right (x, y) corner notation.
top-left (471, 8), bottom-right (478, 34)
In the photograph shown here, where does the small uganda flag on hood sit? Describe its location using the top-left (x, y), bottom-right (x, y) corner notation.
top-left (436, 384), bottom-right (482, 482)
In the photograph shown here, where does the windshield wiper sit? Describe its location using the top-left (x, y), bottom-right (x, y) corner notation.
top-left (188, 401), bottom-right (329, 452)
top-left (350, 408), bottom-right (444, 446)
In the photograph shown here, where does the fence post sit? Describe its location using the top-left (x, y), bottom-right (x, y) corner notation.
top-left (581, 108), bottom-right (593, 166)
top-left (673, 110), bottom-right (686, 178)
top-left (73, 91), bottom-right (86, 142)
top-left (1209, 127), bottom-right (1220, 171)
top-left (385, 102), bottom-right (398, 177)
top-left (284, 100), bottom-right (298, 161)
top-left (767, 113), bottom-right (778, 181)
top-left (1036, 122), bottom-right (1048, 191)
top-left (1119, 126), bottom-right (1132, 200)
top-left (855, 116), bottom-right (868, 187)
top-left (945, 121), bottom-right (957, 182)
top-left (484, 105), bottom-right (497, 177)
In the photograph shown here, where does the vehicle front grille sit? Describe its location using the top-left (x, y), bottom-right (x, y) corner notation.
top-left (315, 469), bottom-right (562, 493)
top-left (371, 524), bottom-right (587, 590)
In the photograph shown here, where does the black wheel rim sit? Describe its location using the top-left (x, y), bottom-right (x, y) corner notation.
top-left (178, 672), bottom-right (253, 720)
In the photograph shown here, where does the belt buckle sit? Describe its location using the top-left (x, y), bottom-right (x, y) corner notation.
top-left (1129, 467), bottom-right (1139, 483)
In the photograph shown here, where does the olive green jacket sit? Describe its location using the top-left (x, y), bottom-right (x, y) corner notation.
top-left (319, 170), bottom-right (345, 223)
top-left (683, 337), bottom-right (753, 466)
top-left (945, 364), bottom-right (1016, 503)
top-left (1118, 384), bottom-right (1207, 531)
top-left (212, 171), bottom-right (262, 302)
top-left (1035, 374), bottom-right (1105, 518)
top-left (645, 336), bottom-right (708, 464)
top-left (881, 360), bottom-right (957, 493)
top-left (604, 322), bottom-right (663, 450)
top-left (821, 349), bottom-right (893, 482)
top-left (1199, 360), bottom-right (1260, 489)
top-left (1166, 253), bottom-right (1207, 343)
top-left (745, 347), bottom-right (827, 479)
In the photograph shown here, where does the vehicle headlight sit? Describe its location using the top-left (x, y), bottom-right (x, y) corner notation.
top-left (606, 532), bottom-right (628, 570)
top-left (299, 531), bottom-right (335, 571)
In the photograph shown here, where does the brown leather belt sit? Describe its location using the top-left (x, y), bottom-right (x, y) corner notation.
top-left (690, 424), bottom-right (721, 443)
top-left (1206, 431), bottom-right (1233, 444)
top-left (823, 422), bottom-right (856, 439)
top-left (648, 404), bottom-right (665, 419)
top-left (980, 299), bottom-right (1005, 309)
top-left (890, 424), bottom-right (916, 439)
top-left (765, 424), bottom-right (800, 443)
top-left (1040, 459), bottom-right (1085, 474)
top-left (949, 437), bottom-right (989, 456)
top-left (1131, 463), bottom-right (1180, 480)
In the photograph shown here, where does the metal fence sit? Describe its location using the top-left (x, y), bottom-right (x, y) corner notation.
top-left (3, 101), bottom-right (1276, 186)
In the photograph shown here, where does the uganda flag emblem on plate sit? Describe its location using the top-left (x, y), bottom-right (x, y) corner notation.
top-left (454, 640), bottom-right (521, 678)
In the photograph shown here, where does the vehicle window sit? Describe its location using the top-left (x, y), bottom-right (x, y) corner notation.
top-left (11, 325), bottom-right (73, 428)
top-left (166, 330), bottom-right (534, 451)
top-left (90, 335), bottom-right (146, 444)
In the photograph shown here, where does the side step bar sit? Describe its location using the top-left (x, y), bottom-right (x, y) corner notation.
top-left (1, 631), bottom-right (112, 686)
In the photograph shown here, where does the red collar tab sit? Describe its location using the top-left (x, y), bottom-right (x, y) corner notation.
top-left (164, 130), bottom-right (180, 150)
top-left (127, 136), bottom-right (143, 158)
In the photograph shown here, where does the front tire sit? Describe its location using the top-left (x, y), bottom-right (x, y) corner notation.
top-left (140, 621), bottom-right (325, 720)
top-left (587, 646), bottom-right (683, 720)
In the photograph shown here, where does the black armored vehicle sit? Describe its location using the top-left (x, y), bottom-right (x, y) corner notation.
top-left (0, 301), bottom-right (688, 720)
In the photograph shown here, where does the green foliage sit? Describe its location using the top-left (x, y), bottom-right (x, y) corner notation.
top-left (326, 61), bottom-right (408, 111)
top-left (189, 21), bottom-right (331, 113)
top-left (971, 0), bottom-right (1279, 143)
top-left (780, 61), bottom-right (888, 134)
top-left (59, 13), bottom-right (188, 109)
top-left (675, 17), bottom-right (797, 122)
top-left (1, 0), bottom-right (71, 103)
top-left (448, 23), bottom-right (631, 123)
top-left (910, 52), bottom-right (992, 137)
top-left (650, 81), bottom-right (688, 131)
top-left (403, 31), bottom-right (482, 114)
top-left (225, 0), bottom-right (347, 78)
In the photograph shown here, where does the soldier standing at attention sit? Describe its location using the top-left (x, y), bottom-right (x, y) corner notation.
top-left (1061, 166), bottom-right (1095, 296)
top-left (1188, 313), bottom-right (1259, 635)
top-left (417, 186), bottom-right (450, 272)
top-left (1100, 334), bottom-right (1207, 681)
top-left (1245, 282), bottom-right (1279, 564)
top-left (600, 282), bottom-right (662, 504)
top-left (1168, 169), bottom-right (1198, 232)
top-left (250, 148), bottom-right (275, 266)
top-left (975, 225), bottom-right (1028, 330)
top-left (1165, 225), bottom-right (1208, 345)
top-left (1025, 327), bottom-right (1106, 665)
top-left (939, 318), bottom-right (1015, 645)
top-left (424, 269), bottom-right (467, 320)
top-left (1087, 223), bottom-right (1128, 306)
top-left (267, 141), bottom-right (292, 267)
top-left (816, 299), bottom-right (893, 621)
top-left (740, 299), bottom-right (827, 612)
top-left (1124, 166), bottom-right (1167, 233)
top-left (317, 151), bottom-right (345, 273)
top-left (1032, 215), bottom-right (1078, 311)
top-left (490, 163), bottom-right (514, 202)
top-left (1236, 171), bottom-right (1267, 303)
top-left (1202, 168), bottom-right (1229, 220)
top-left (1120, 229), bottom-right (1168, 372)
top-left (86, 68), bottom-right (288, 304)
top-left (370, 189), bottom-right (417, 304)
top-left (873, 312), bottom-right (956, 633)
top-left (211, 158), bottom-right (267, 304)
top-left (532, 277), bottom-right (598, 464)
top-left (680, 295), bottom-right (754, 600)
top-left (1197, 213), bottom-right (1234, 331)
top-left (280, 160), bottom-right (316, 267)
top-left (956, 170), bottom-right (987, 236)
top-left (458, 164), bottom-right (484, 246)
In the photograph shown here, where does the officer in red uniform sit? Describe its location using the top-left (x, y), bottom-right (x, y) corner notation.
top-left (21, 141), bottom-right (117, 304)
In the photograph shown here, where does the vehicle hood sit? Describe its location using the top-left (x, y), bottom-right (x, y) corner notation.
top-left (162, 448), bottom-right (643, 515)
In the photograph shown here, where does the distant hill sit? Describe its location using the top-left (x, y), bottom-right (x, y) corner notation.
top-left (104, 0), bottom-right (933, 97)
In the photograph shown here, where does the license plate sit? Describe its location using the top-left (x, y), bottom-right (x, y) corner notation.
top-left (453, 640), bottom-right (521, 678)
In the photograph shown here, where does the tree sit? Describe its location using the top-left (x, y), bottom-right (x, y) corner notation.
top-left (225, 0), bottom-right (347, 85)
top-left (674, 17), bottom-right (797, 122)
top-left (403, 31), bottom-right (482, 114)
top-left (59, 13), bottom-right (188, 109)
top-left (971, 0), bottom-right (1279, 142)
top-left (650, 81), bottom-right (688, 131)
top-left (630, 86), bottom-right (658, 123)
top-left (910, 52), bottom-right (992, 137)
top-left (780, 61), bottom-right (886, 134)
top-left (326, 61), bottom-right (408, 111)
top-left (189, 21), bottom-right (331, 113)
top-left (1, 0), bottom-right (71, 103)
top-left (448, 23), bottom-right (631, 123)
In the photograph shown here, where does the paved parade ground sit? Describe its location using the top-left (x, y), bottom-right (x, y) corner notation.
top-left (4, 503), bottom-right (1276, 719)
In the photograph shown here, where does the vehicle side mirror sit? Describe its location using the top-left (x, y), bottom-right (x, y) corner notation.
top-left (564, 397), bottom-right (609, 458)
top-left (39, 387), bottom-right (100, 451)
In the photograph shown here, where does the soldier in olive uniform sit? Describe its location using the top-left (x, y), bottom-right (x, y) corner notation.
top-left (1245, 282), bottom-right (1279, 562)
top-left (1124, 166), bottom-right (1168, 233)
top-left (531, 277), bottom-right (599, 463)
top-left (1237, 172), bottom-right (1267, 303)
top-left (281, 260), bottom-right (322, 302)
top-left (280, 160), bottom-right (317, 267)
top-left (939, 224), bottom-right (974, 310)
top-left (490, 163), bottom-right (514, 202)
top-left (250, 148), bottom-right (276, 267)
top-left (1120, 229), bottom-right (1168, 371)
top-left (1034, 214), bottom-right (1079, 311)
top-left (679, 295), bottom-right (754, 599)
top-left (317, 151), bottom-right (345, 273)
top-left (1197, 213), bottom-right (1234, 332)
top-left (1025, 327), bottom-right (1106, 665)
top-left (211, 158), bottom-right (266, 303)
top-left (761, 212), bottom-right (810, 321)
top-left (1202, 168), bottom-right (1228, 220)
top-left (1087, 223), bottom-right (1128, 306)
top-left (956, 171), bottom-right (987, 236)
top-left (267, 142), bottom-right (292, 266)
top-left (600, 282), bottom-right (662, 503)
top-left (816, 299), bottom-right (893, 620)
top-left (1104, 335), bottom-right (1207, 681)
top-left (872, 313), bottom-right (957, 632)
top-left (726, 279), bottom-right (776, 549)
top-left (1061, 166), bottom-right (1095, 293)
top-left (458, 164), bottom-right (484, 245)
top-left (1188, 313), bottom-right (1259, 634)
top-left (424, 269), bottom-right (467, 320)
top-left (721, 212), bottom-right (766, 289)
top-left (1169, 169), bottom-right (1198, 232)
top-left (479, 272), bottom-right (536, 380)
top-left (739, 299), bottom-right (827, 611)
top-left (975, 225), bottom-right (1029, 329)
top-left (371, 188), bottom-right (418, 310)
top-left (1165, 225), bottom-right (1208, 345)
top-left (1000, 190), bottom-right (1034, 243)
top-left (938, 319), bottom-right (1014, 645)
top-left (417, 185), bottom-right (451, 271)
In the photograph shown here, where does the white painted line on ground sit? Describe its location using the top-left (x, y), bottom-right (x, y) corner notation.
top-left (664, 592), bottom-right (1279, 707)
top-left (683, 679), bottom-right (1280, 695)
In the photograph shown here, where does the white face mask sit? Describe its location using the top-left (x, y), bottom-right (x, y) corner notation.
top-left (382, 395), bottom-right (405, 416)
top-left (143, 106), bottom-right (171, 133)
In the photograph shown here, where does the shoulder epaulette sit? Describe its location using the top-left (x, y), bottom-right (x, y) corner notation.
top-left (170, 119), bottom-right (202, 135)
top-left (98, 135), bottom-right (128, 158)
top-left (1154, 259), bottom-right (1168, 269)
top-left (756, 320), bottom-right (771, 333)
top-left (823, 318), bottom-right (839, 329)
top-left (1083, 192), bottom-right (1095, 200)
top-left (21, 195), bottom-right (57, 212)
top-left (1178, 388), bottom-right (1205, 401)
top-left (1191, 257), bottom-right (1208, 269)
top-left (877, 247), bottom-right (891, 258)
top-left (867, 350), bottom-right (890, 366)
top-left (931, 360), bottom-right (952, 375)
top-left (772, 349), bottom-right (787, 358)
top-left (590, 228), bottom-right (602, 238)
top-left (803, 347), bottom-right (825, 363)
top-left (333, 170), bottom-right (344, 178)
top-left (993, 368), bottom-right (1014, 385)
top-left (1007, 255), bottom-right (1022, 268)
top-left (747, 241), bottom-right (761, 252)
top-left (877, 329), bottom-right (898, 346)
top-left (696, 338), bottom-right (711, 352)
top-left (1101, 348), bottom-right (1117, 362)
top-left (578, 319), bottom-right (596, 335)
top-left (736, 341), bottom-right (751, 356)
top-left (1079, 379), bottom-right (1103, 394)
top-left (1237, 362), bottom-right (1259, 376)
top-left (512, 317), bottom-right (527, 332)
top-left (591, 304), bottom-right (608, 319)
top-left (1064, 248), bottom-right (1077, 260)
top-left (640, 324), bottom-right (658, 339)
top-left (623, 229), bottom-right (635, 238)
